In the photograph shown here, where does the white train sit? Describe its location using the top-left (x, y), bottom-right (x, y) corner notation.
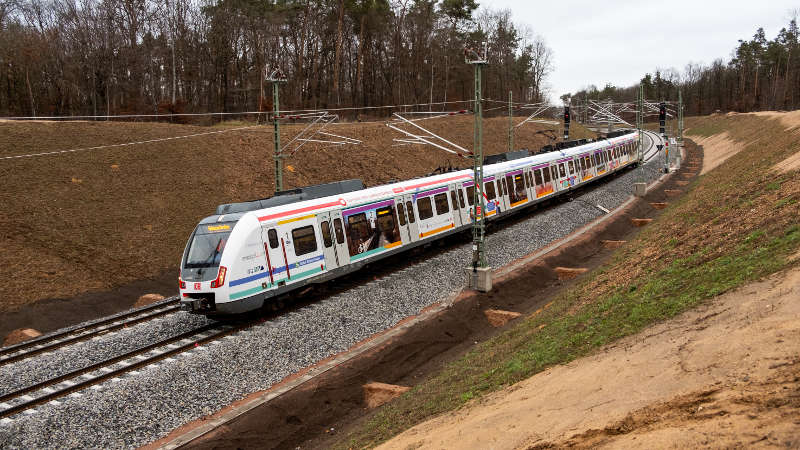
top-left (179, 131), bottom-right (639, 315)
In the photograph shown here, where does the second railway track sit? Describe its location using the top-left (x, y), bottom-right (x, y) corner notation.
top-left (0, 298), bottom-right (181, 367)
top-left (0, 321), bottom-right (240, 421)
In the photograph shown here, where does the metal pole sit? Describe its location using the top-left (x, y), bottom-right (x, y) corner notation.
top-left (472, 62), bottom-right (487, 268)
top-left (638, 85), bottom-right (644, 180)
top-left (678, 89), bottom-right (684, 145)
top-left (268, 69), bottom-right (287, 193)
top-left (508, 90), bottom-right (513, 152)
top-left (272, 82), bottom-right (283, 193)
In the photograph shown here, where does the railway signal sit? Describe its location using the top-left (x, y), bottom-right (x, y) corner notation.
top-left (658, 102), bottom-right (666, 135)
top-left (563, 105), bottom-right (571, 140)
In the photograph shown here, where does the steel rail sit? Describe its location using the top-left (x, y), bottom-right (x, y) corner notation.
top-left (0, 298), bottom-right (181, 365)
top-left (0, 322), bottom-right (235, 419)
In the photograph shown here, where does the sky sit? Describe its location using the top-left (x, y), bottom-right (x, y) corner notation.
top-left (483, 0), bottom-right (800, 102)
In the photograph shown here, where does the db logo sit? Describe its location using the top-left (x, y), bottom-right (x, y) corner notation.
top-left (194, 283), bottom-right (201, 290)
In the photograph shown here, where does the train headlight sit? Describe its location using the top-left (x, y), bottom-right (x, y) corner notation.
top-left (211, 266), bottom-right (227, 288)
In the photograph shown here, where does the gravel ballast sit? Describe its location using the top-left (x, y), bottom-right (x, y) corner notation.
top-left (0, 152), bottom-right (665, 449)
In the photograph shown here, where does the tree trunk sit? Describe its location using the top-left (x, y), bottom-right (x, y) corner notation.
top-left (355, 14), bottom-right (366, 106)
top-left (25, 67), bottom-right (35, 116)
top-left (333, 0), bottom-right (344, 105)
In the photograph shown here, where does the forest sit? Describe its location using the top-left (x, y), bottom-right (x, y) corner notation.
top-left (0, 0), bottom-right (553, 118)
top-left (569, 17), bottom-right (800, 116)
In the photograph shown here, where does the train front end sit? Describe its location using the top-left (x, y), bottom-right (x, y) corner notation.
top-left (178, 217), bottom-right (236, 314)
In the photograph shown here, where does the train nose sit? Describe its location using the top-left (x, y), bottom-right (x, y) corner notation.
top-left (180, 294), bottom-right (216, 313)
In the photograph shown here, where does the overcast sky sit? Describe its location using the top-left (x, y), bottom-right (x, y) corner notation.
top-left (483, 0), bottom-right (799, 102)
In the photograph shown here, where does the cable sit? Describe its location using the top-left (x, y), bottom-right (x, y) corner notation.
top-left (0, 124), bottom-right (263, 161)
top-left (0, 100), bottom-right (472, 121)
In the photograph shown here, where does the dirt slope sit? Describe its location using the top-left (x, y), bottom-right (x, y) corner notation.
top-left (338, 111), bottom-right (800, 448)
top-left (378, 265), bottom-right (800, 450)
top-left (0, 116), bottom-right (591, 319)
top-left (687, 131), bottom-right (746, 175)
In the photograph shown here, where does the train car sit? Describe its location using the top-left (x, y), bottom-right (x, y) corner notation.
top-left (179, 131), bottom-right (639, 315)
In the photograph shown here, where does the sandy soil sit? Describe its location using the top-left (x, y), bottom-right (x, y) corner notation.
top-left (773, 149), bottom-right (800, 174)
top-left (378, 265), bottom-right (800, 450)
top-left (752, 110), bottom-right (800, 131)
top-left (686, 132), bottom-right (746, 175)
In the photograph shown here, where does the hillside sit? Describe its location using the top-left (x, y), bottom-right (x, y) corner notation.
top-left (336, 111), bottom-right (800, 447)
top-left (0, 116), bottom-right (593, 323)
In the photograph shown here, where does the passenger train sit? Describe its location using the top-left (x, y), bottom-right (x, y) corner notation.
top-left (179, 131), bottom-right (640, 315)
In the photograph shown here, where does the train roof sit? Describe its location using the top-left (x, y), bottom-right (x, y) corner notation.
top-left (242, 131), bottom-right (637, 225)
top-left (214, 179), bottom-right (365, 215)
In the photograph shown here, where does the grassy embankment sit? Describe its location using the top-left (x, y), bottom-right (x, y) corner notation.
top-left (338, 113), bottom-right (800, 448)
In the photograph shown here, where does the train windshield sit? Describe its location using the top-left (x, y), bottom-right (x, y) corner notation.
top-left (183, 222), bottom-right (235, 269)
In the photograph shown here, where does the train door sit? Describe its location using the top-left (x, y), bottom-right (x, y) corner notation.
top-left (524, 167), bottom-right (535, 199)
top-left (402, 194), bottom-right (419, 242)
top-left (548, 164), bottom-right (560, 192)
top-left (261, 225), bottom-right (283, 286)
top-left (316, 212), bottom-right (339, 271)
top-left (394, 197), bottom-right (412, 244)
top-left (456, 184), bottom-right (470, 225)
top-left (566, 158), bottom-right (578, 187)
top-left (447, 185), bottom-right (463, 228)
top-left (494, 175), bottom-right (509, 212)
top-left (329, 210), bottom-right (349, 267)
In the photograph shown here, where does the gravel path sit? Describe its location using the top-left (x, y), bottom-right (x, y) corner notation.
top-left (0, 156), bottom-right (665, 449)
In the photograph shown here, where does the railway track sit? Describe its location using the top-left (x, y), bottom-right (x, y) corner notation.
top-left (0, 321), bottom-right (238, 421)
top-left (0, 133), bottom-right (667, 426)
top-left (0, 298), bottom-right (181, 367)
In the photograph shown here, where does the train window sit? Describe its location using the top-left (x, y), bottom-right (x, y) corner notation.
top-left (503, 177), bottom-right (509, 194)
top-left (514, 175), bottom-right (526, 194)
top-left (585, 155), bottom-right (591, 169)
top-left (405, 201), bottom-right (415, 223)
top-left (292, 225), bottom-right (318, 256)
top-left (496, 179), bottom-right (502, 196)
top-left (345, 213), bottom-right (368, 256)
top-left (534, 169), bottom-right (543, 185)
top-left (559, 164), bottom-right (566, 178)
top-left (568, 160), bottom-right (575, 174)
top-left (525, 172), bottom-right (531, 187)
top-left (484, 181), bottom-right (496, 200)
top-left (434, 193), bottom-right (449, 215)
top-left (579, 157), bottom-right (585, 171)
top-left (375, 206), bottom-right (399, 236)
top-left (333, 218), bottom-right (344, 244)
top-left (321, 220), bottom-right (333, 248)
top-left (268, 229), bottom-right (279, 249)
top-left (376, 207), bottom-right (398, 241)
top-left (397, 202), bottom-right (407, 226)
top-left (458, 189), bottom-right (465, 208)
top-left (543, 167), bottom-right (551, 183)
top-left (418, 197), bottom-right (434, 220)
top-left (450, 190), bottom-right (459, 210)
top-left (595, 153), bottom-right (602, 167)
top-left (466, 185), bottom-right (475, 206)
